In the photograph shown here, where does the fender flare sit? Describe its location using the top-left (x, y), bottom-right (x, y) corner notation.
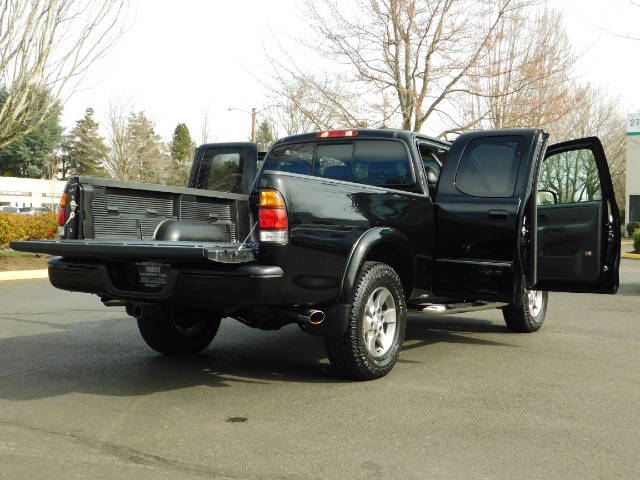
top-left (337, 227), bottom-right (414, 303)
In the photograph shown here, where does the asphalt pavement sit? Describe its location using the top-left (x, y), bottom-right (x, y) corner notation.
top-left (0, 252), bottom-right (638, 479)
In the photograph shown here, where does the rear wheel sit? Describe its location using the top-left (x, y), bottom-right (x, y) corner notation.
top-left (324, 262), bottom-right (407, 380)
top-left (502, 290), bottom-right (547, 333)
top-left (137, 308), bottom-right (222, 355)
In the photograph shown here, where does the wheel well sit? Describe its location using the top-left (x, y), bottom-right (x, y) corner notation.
top-left (365, 242), bottom-right (414, 299)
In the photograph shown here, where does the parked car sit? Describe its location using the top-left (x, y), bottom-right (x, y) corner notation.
top-left (18, 207), bottom-right (49, 215)
top-left (0, 206), bottom-right (19, 213)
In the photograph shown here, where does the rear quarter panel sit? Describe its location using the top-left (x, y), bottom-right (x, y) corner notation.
top-left (257, 171), bottom-right (435, 304)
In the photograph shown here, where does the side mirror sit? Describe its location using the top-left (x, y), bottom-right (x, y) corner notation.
top-left (537, 190), bottom-right (557, 205)
top-left (425, 166), bottom-right (439, 185)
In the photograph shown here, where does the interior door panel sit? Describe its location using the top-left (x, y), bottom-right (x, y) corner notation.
top-left (533, 137), bottom-right (619, 293)
top-left (537, 202), bottom-right (602, 282)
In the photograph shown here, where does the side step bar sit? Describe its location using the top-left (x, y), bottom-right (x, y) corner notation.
top-left (408, 301), bottom-right (508, 316)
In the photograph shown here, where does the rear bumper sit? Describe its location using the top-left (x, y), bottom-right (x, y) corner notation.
top-left (47, 256), bottom-right (283, 307)
top-left (47, 256), bottom-right (351, 336)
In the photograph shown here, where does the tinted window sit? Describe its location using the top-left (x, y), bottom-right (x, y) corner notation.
top-left (262, 143), bottom-right (314, 175)
top-left (196, 148), bottom-right (244, 193)
top-left (354, 140), bottom-right (412, 186)
top-left (315, 143), bottom-right (354, 181)
top-left (260, 139), bottom-right (412, 187)
top-left (455, 136), bottom-right (524, 198)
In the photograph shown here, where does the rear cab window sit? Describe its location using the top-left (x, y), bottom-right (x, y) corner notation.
top-left (259, 139), bottom-right (414, 189)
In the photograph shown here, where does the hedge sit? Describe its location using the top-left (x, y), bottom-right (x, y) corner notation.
top-left (0, 212), bottom-right (58, 248)
top-left (634, 228), bottom-right (640, 253)
top-left (626, 222), bottom-right (640, 237)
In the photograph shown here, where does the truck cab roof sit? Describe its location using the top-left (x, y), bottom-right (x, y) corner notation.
top-left (269, 128), bottom-right (450, 149)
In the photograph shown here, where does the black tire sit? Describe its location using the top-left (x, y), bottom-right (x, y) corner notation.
top-left (502, 290), bottom-right (548, 333)
top-left (324, 261), bottom-right (407, 380)
top-left (137, 308), bottom-right (222, 355)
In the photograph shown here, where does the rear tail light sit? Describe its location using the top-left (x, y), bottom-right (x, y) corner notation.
top-left (259, 189), bottom-right (288, 243)
top-left (57, 192), bottom-right (68, 226)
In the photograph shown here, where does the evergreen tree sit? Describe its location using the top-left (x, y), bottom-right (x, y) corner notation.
top-left (0, 88), bottom-right (63, 178)
top-left (170, 123), bottom-right (195, 186)
top-left (170, 123), bottom-right (194, 162)
top-left (255, 120), bottom-right (275, 151)
top-left (62, 108), bottom-right (108, 178)
top-left (126, 112), bottom-right (169, 184)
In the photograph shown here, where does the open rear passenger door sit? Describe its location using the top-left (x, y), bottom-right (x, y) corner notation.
top-left (531, 137), bottom-right (620, 293)
top-left (433, 130), bottom-right (619, 304)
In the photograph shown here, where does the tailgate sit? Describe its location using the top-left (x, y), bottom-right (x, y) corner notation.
top-left (10, 240), bottom-right (257, 264)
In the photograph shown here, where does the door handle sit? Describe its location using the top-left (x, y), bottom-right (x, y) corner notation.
top-left (487, 210), bottom-right (508, 220)
top-left (543, 227), bottom-right (564, 236)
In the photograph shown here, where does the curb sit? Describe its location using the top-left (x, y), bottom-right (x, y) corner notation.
top-left (622, 252), bottom-right (640, 259)
top-left (0, 269), bottom-right (48, 281)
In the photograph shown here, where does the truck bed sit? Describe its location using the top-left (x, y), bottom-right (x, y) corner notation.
top-left (67, 176), bottom-right (250, 242)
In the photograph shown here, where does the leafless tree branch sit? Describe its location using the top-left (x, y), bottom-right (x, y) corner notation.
top-left (0, 0), bottom-right (132, 149)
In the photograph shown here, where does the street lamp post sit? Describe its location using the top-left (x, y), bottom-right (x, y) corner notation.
top-left (228, 107), bottom-right (258, 143)
top-left (228, 106), bottom-right (276, 144)
top-left (251, 107), bottom-right (256, 143)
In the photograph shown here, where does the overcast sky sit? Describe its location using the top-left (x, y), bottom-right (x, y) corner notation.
top-left (61, 0), bottom-right (640, 143)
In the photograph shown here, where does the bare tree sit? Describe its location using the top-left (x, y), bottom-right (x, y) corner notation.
top-left (595, 0), bottom-right (639, 41)
top-left (450, 4), bottom-right (626, 204)
top-left (103, 98), bottom-right (133, 181)
top-left (103, 99), bottom-right (170, 184)
top-left (271, 0), bottom-right (537, 133)
top-left (456, 3), bottom-right (576, 134)
top-left (200, 107), bottom-right (213, 145)
top-left (0, 0), bottom-right (130, 149)
top-left (546, 82), bottom-right (627, 207)
top-left (43, 152), bottom-right (61, 181)
top-left (263, 74), bottom-right (367, 135)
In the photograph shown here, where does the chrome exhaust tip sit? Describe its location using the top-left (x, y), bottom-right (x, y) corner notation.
top-left (303, 309), bottom-right (325, 325)
top-left (275, 308), bottom-right (325, 325)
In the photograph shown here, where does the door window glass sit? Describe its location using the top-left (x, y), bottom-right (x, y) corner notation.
top-left (539, 148), bottom-right (601, 204)
top-left (455, 136), bottom-right (524, 197)
top-left (196, 148), bottom-right (244, 193)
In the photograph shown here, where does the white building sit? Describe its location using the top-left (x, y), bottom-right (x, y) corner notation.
top-left (0, 176), bottom-right (65, 210)
top-left (627, 114), bottom-right (640, 230)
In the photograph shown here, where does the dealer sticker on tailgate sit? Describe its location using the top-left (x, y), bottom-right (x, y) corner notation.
top-left (136, 261), bottom-right (170, 288)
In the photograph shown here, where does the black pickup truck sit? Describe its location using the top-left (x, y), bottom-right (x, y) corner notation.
top-left (12, 129), bottom-right (621, 379)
